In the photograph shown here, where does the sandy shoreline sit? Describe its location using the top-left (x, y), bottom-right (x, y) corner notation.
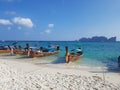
top-left (0, 55), bottom-right (120, 90)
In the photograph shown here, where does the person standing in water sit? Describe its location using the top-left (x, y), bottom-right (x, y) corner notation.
top-left (118, 56), bottom-right (120, 67)
top-left (25, 43), bottom-right (30, 56)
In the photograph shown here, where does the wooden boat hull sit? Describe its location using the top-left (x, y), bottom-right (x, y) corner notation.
top-left (14, 51), bottom-right (30, 56)
top-left (30, 51), bottom-right (59, 58)
top-left (68, 55), bottom-right (80, 61)
top-left (66, 54), bottom-right (83, 63)
top-left (15, 51), bottom-right (27, 55)
top-left (0, 50), bottom-right (11, 53)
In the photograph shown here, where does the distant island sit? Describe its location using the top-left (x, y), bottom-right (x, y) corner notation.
top-left (78, 36), bottom-right (116, 42)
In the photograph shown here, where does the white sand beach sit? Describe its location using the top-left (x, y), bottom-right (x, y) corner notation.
top-left (0, 55), bottom-right (120, 90)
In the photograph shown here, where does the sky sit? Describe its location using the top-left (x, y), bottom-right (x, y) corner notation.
top-left (0, 0), bottom-right (120, 41)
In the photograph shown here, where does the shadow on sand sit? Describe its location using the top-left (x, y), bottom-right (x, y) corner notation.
top-left (51, 57), bottom-right (66, 64)
top-left (90, 57), bottom-right (120, 73)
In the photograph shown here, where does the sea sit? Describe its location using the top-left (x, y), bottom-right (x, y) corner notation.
top-left (0, 41), bottom-right (120, 69)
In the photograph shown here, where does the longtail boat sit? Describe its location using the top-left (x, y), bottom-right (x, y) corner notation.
top-left (30, 46), bottom-right (60, 58)
top-left (13, 44), bottom-right (33, 56)
top-left (0, 46), bottom-right (11, 53)
top-left (13, 44), bottom-right (60, 58)
top-left (65, 46), bottom-right (83, 63)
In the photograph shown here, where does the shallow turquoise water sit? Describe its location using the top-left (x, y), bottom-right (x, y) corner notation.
top-left (1, 41), bottom-right (120, 68)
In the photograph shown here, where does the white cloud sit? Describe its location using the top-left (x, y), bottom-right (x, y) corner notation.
top-left (48, 24), bottom-right (54, 28)
top-left (45, 29), bottom-right (51, 34)
top-left (13, 17), bottom-right (34, 28)
top-left (0, 19), bottom-right (12, 25)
